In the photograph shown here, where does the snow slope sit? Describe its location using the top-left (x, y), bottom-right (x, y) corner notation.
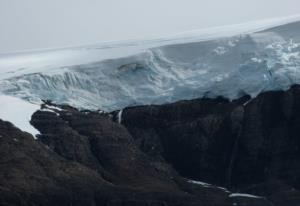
top-left (0, 15), bottom-right (300, 111)
top-left (0, 95), bottom-right (40, 137)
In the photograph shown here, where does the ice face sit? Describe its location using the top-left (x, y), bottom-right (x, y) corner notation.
top-left (0, 16), bottom-right (300, 111)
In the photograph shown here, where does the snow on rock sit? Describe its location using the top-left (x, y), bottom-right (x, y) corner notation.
top-left (44, 104), bottom-right (63, 111)
top-left (188, 179), bottom-right (230, 193)
top-left (229, 193), bottom-right (263, 199)
top-left (0, 95), bottom-right (40, 138)
top-left (40, 108), bottom-right (59, 116)
top-left (188, 180), bottom-right (212, 187)
top-left (188, 180), bottom-right (264, 199)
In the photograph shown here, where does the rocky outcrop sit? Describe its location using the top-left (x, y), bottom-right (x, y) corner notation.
top-left (0, 104), bottom-right (236, 206)
top-left (120, 85), bottom-right (300, 206)
top-left (3, 86), bottom-right (300, 205)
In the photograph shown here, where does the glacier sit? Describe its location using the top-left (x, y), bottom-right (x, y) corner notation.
top-left (1, 15), bottom-right (300, 111)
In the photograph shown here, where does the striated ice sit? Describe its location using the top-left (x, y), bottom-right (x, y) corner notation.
top-left (0, 15), bottom-right (300, 111)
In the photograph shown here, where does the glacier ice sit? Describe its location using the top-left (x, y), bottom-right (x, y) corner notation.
top-left (0, 16), bottom-right (300, 111)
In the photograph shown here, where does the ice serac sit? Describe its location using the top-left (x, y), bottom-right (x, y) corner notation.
top-left (1, 16), bottom-right (300, 111)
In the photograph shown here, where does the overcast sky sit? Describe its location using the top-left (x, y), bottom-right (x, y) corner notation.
top-left (0, 0), bottom-right (300, 54)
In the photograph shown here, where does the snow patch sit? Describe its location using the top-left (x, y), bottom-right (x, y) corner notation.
top-left (40, 108), bottom-right (59, 116)
top-left (188, 180), bottom-right (212, 187)
top-left (0, 95), bottom-right (40, 138)
top-left (229, 193), bottom-right (263, 199)
top-left (45, 104), bottom-right (63, 111)
top-left (188, 179), bottom-right (230, 192)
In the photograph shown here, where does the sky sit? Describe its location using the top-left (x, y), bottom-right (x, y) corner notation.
top-left (0, 0), bottom-right (300, 54)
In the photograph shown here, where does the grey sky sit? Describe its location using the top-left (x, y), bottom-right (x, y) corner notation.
top-left (0, 0), bottom-right (300, 54)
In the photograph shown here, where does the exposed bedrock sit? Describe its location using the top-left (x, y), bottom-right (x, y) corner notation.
top-left (120, 85), bottom-right (300, 205)
top-left (0, 106), bottom-right (233, 206)
top-left (2, 86), bottom-right (300, 205)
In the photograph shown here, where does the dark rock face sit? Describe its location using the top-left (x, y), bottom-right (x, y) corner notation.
top-left (121, 97), bottom-right (246, 186)
top-left (121, 85), bottom-right (300, 206)
top-left (0, 105), bottom-right (234, 206)
top-left (2, 86), bottom-right (300, 205)
top-left (0, 119), bottom-right (109, 206)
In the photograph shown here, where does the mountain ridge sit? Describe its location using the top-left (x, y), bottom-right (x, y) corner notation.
top-left (2, 85), bottom-right (300, 205)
